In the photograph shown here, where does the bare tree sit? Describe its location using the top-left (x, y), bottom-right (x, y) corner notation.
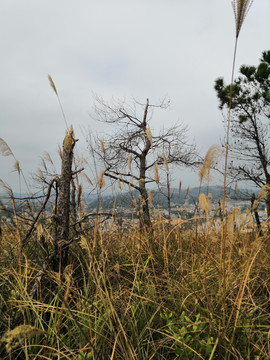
top-left (90, 97), bottom-right (197, 230)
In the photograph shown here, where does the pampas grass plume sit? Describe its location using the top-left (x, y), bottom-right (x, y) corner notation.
top-left (199, 193), bottom-right (211, 213)
top-left (48, 74), bottom-right (58, 95)
top-left (43, 151), bottom-right (53, 165)
top-left (13, 160), bottom-right (20, 174)
top-left (99, 171), bottom-right (105, 189)
top-left (154, 162), bottom-right (159, 183)
top-left (81, 172), bottom-right (93, 186)
top-left (199, 145), bottom-right (223, 184)
top-left (163, 153), bottom-right (169, 172)
top-left (58, 144), bottom-right (63, 159)
top-left (0, 138), bottom-right (13, 157)
top-left (232, 0), bottom-right (253, 38)
top-left (100, 139), bottom-right (105, 153)
top-left (2, 325), bottom-right (43, 353)
top-left (148, 189), bottom-right (153, 204)
top-left (117, 178), bottom-right (122, 190)
top-left (252, 184), bottom-right (270, 210)
top-left (145, 127), bottom-right (153, 148)
top-left (128, 154), bottom-right (132, 171)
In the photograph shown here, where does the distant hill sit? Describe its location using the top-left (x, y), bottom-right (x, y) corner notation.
top-left (0, 186), bottom-right (258, 216)
top-left (85, 185), bottom-right (257, 212)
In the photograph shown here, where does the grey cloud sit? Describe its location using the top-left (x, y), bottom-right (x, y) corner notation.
top-left (0, 0), bottom-right (269, 191)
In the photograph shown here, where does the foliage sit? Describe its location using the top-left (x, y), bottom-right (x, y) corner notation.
top-left (215, 50), bottom-right (270, 214)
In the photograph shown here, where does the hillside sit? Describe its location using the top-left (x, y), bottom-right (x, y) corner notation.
top-left (85, 185), bottom-right (256, 212)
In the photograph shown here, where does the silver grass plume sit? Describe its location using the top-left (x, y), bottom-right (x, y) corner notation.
top-left (232, 0), bottom-right (253, 38)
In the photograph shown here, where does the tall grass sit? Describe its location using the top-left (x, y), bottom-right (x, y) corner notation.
top-left (2, 3), bottom-right (268, 359)
top-left (1, 187), bottom-right (270, 359)
top-left (221, 0), bottom-right (253, 315)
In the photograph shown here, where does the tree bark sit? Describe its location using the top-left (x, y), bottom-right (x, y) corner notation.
top-left (138, 99), bottom-right (152, 230)
top-left (139, 182), bottom-right (152, 230)
top-left (54, 126), bottom-right (75, 271)
top-left (251, 193), bottom-right (262, 235)
top-left (266, 179), bottom-right (270, 219)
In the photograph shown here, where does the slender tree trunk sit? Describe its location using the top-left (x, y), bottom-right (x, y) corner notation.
top-left (251, 193), bottom-right (262, 235)
top-left (71, 179), bottom-right (77, 224)
top-left (54, 126), bottom-right (75, 271)
top-left (139, 182), bottom-right (151, 230)
top-left (266, 180), bottom-right (270, 219)
top-left (138, 98), bottom-right (152, 231)
top-left (139, 145), bottom-right (151, 230)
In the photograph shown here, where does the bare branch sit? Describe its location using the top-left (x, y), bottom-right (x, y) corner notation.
top-left (22, 177), bottom-right (58, 247)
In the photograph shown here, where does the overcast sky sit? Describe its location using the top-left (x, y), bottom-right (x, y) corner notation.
top-left (0, 0), bottom-right (269, 193)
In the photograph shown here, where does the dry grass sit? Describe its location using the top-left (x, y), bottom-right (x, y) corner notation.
top-left (0, 5), bottom-right (264, 359)
top-left (0, 196), bottom-right (270, 359)
top-left (232, 0), bottom-right (253, 38)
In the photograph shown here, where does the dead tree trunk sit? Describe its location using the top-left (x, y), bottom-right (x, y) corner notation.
top-left (139, 182), bottom-right (152, 230)
top-left (266, 190), bottom-right (270, 220)
top-left (251, 193), bottom-right (262, 235)
top-left (54, 126), bottom-right (76, 271)
top-left (138, 99), bottom-right (152, 231)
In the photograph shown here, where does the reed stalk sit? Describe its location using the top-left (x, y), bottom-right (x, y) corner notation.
top-left (220, 0), bottom-right (253, 294)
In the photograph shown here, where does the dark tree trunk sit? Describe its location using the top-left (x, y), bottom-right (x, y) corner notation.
top-left (138, 99), bottom-right (152, 231)
top-left (139, 150), bottom-right (151, 230)
top-left (54, 126), bottom-right (75, 271)
top-left (251, 193), bottom-right (262, 234)
top-left (139, 182), bottom-right (152, 230)
top-left (266, 182), bottom-right (270, 219)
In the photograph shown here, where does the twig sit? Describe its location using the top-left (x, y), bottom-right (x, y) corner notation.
top-left (22, 177), bottom-right (58, 247)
